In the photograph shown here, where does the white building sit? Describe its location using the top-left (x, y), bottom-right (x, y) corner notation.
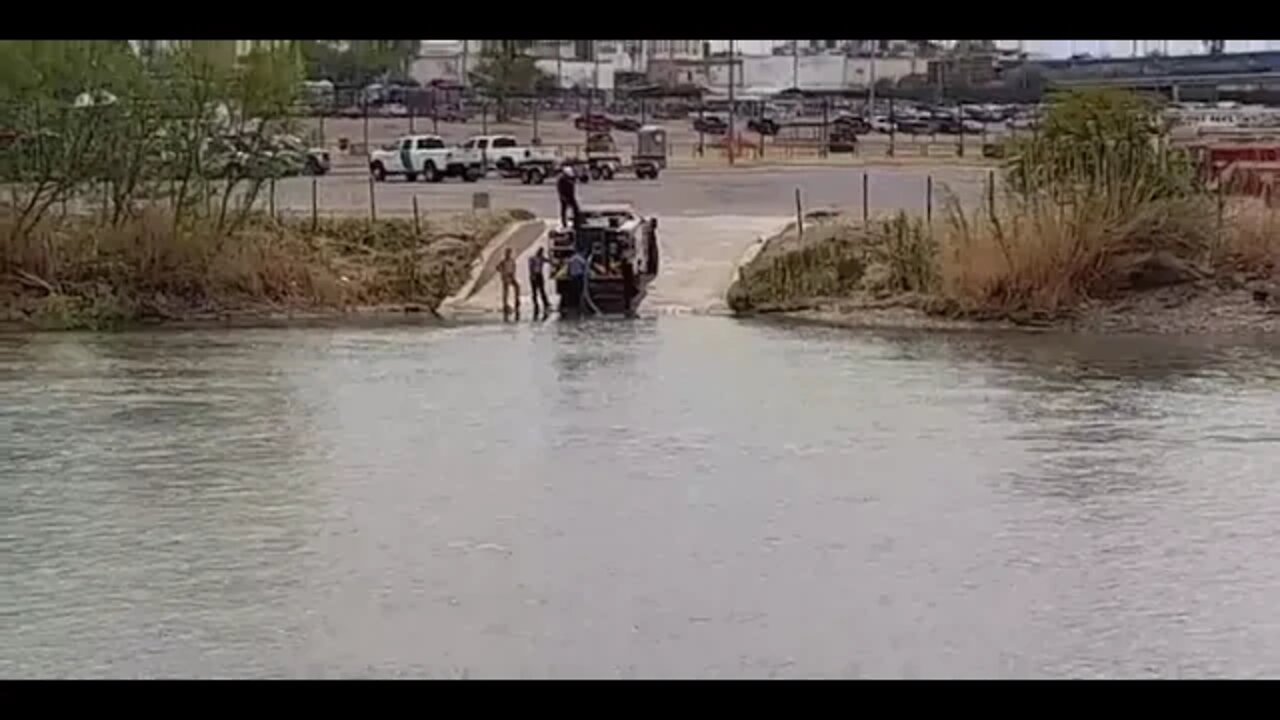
top-left (410, 40), bottom-right (708, 90)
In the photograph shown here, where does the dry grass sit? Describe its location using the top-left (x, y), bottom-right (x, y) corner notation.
top-left (727, 212), bottom-right (936, 313)
top-left (731, 89), bottom-right (1280, 322)
top-left (935, 189), bottom-right (1220, 316)
top-left (729, 192), bottom-right (1280, 320)
top-left (0, 208), bottom-right (522, 329)
top-left (1216, 199), bottom-right (1280, 278)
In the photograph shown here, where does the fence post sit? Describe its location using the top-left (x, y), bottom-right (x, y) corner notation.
top-left (368, 174), bottom-right (377, 224)
top-left (862, 172), bottom-right (869, 224)
top-left (697, 103), bottom-right (705, 157)
top-left (432, 87), bottom-right (440, 134)
top-left (1216, 178), bottom-right (1224, 242)
top-left (532, 99), bottom-right (539, 142)
top-left (319, 114), bottom-right (326, 148)
top-left (269, 176), bottom-right (276, 220)
top-left (988, 170), bottom-right (996, 221)
top-left (888, 96), bottom-right (896, 158)
top-left (311, 176), bottom-right (318, 232)
top-left (412, 195), bottom-right (421, 236)
top-left (482, 103), bottom-right (488, 134)
top-left (821, 99), bottom-right (829, 159)
top-left (795, 187), bottom-right (804, 241)
top-left (956, 104), bottom-right (965, 158)
top-left (926, 175), bottom-right (933, 226)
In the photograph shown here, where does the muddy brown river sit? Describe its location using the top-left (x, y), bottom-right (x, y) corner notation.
top-left (4, 317), bottom-right (1280, 678)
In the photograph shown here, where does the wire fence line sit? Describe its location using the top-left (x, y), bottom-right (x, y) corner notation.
top-left (6, 161), bottom-right (988, 232)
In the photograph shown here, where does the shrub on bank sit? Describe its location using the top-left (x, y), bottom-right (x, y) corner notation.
top-left (0, 209), bottom-right (521, 330)
top-left (731, 88), bottom-right (1280, 321)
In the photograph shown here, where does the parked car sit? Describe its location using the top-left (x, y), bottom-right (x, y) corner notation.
top-left (692, 115), bottom-right (728, 135)
top-left (610, 116), bottom-right (642, 132)
top-left (828, 126), bottom-right (859, 153)
top-left (434, 108), bottom-right (471, 123)
top-left (832, 114), bottom-right (872, 135)
top-left (368, 134), bottom-right (463, 182)
top-left (895, 118), bottom-right (935, 135)
top-left (574, 113), bottom-right (613, 132)
top-left (450, 134), bottom-right (553, 175)
top-left (748, 117), bottom-right (780, 136)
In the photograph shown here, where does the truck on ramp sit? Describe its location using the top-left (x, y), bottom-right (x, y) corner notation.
top-left (546, 204), bottom-right (659, 317)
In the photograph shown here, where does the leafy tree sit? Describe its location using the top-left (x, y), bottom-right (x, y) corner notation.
top-left (1005, 88), bottom-right (1198, 208)
top-left (300, 40), bottom-right (417, 86)
top-left (0, 41), bottom-right (142, 240)
top-left (468, 44), bottom-right (556, 120)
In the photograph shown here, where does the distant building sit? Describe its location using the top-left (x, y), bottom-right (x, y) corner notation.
top-left (770, 40), bottom-right (934, 58)
top-left (410, 40), bottom-right (709, 92)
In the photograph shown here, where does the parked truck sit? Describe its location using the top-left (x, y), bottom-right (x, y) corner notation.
top-left (450, 134), bottom-right (556, 177)
top-left (368, 134), bottom-right (482, 183)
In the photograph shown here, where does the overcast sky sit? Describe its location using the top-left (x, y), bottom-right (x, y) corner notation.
top-left (710, 40), bottom-right (1280, 58)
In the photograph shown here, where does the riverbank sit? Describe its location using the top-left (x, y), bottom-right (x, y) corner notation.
top-left (0, 209), bottom-right (534, 331)
top-left (727, 205), bottom-right (1280, 335)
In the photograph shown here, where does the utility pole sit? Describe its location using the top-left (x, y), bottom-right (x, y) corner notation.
top-left (792, 39), bottom-right (799, 90)
top-left (728, 39), bottom-right (735, 166)
top-left (592, 39), bottom-right (600, 104)
top-left (868, 50), bottom-right (876, 113)
top-left (461, 40), bottom-right (469, 87)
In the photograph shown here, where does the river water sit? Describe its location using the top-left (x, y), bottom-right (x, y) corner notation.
top-left (4, 317), bottom-right (1280, 678)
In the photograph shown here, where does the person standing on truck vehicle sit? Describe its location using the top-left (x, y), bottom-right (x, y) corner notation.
top-left (557, 165), bottom-right (580, 228)
top-left (498, 247), bottom-right (520, 319)
top-left (528, 247), bottom-right (551, 320)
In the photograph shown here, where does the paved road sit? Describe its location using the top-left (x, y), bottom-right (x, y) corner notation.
top-left (279, 165), bottom-right (989, 220)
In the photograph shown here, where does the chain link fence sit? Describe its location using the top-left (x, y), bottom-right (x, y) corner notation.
top-left (295, 84), bottom-right (1031, 174)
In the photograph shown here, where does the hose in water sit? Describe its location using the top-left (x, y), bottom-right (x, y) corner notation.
top-left (581, 251), bottom-right (601, 316)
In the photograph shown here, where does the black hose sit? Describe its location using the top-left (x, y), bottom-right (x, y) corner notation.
top-left (581, 251), bottom-right (601, 316)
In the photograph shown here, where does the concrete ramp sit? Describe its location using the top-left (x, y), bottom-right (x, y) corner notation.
top-left (643, 215), bottom-right (790, 315)
top-left (440, 219), bottom-right (547, 317)
top-left (441, 215), bottom-right (790, 317)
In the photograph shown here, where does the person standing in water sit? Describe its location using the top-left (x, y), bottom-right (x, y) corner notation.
top-left (566, 248), bottom-right (588, 315)
top-left (620, 249), bottom-right (637, 318)
top-left (528, 247), bottom-right (551, 319)
top-left (498, 247), bottom-right (520, 319)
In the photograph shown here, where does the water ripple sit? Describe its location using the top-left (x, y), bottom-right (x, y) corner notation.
top-left (5, 321), bottom-right (1280, 677)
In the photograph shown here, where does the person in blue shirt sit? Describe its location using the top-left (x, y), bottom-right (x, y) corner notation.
top-left (527, 247), bottom-right (550, 319)
top-left (566, 249), bottom-right (588, 314)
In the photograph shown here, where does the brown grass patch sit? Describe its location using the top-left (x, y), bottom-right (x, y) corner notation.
top-left (1, 209), bottom-right (522, 330)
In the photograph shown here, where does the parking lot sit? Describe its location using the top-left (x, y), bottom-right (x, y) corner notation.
top-left (301, 115), bottom-right (1008, 171)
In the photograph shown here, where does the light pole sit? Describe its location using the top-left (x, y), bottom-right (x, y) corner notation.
top-left (728, 39), bottom-right (735, 166)
top-left (792, 39), bottom-right (799, 90)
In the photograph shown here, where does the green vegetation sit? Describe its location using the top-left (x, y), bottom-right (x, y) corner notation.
top-left (1, 210), bottom-right (523, 330)
top-left (730, 88), bottom-right (1279, 323)
top-left (468, 44), bottom-right (557, 121)
top-left (0, 41), bottom-right (523, 331)
top-left (299, 40), bottom-right (418, 86)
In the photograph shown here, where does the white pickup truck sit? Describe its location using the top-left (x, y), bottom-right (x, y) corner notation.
top-left (368, 134), bottom-right (481, 183)
top-left (450, 134), bottom-right (555, 176)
